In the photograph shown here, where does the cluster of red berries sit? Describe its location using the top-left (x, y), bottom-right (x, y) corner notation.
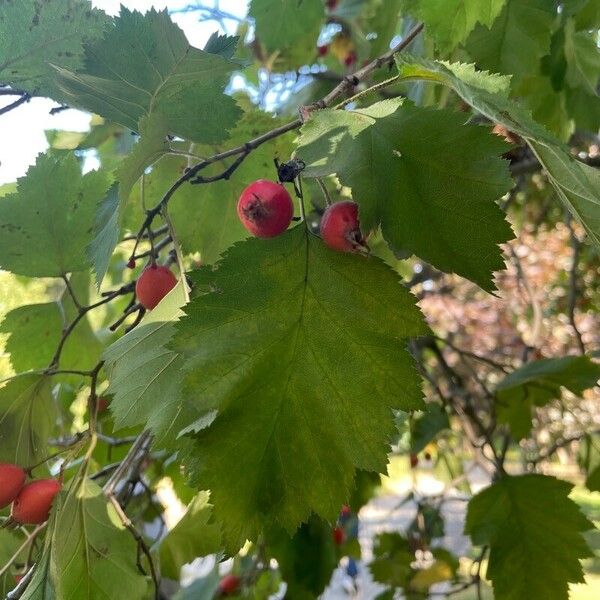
top-left (0, 463), bottom-right (61, 525)
top-left (237, 180), bottom-right (367, 253)
top-left (128, 177), bottom-right (366, 311)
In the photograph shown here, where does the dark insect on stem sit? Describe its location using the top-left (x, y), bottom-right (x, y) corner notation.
top-left (274, 157), bottom-right (306, 183)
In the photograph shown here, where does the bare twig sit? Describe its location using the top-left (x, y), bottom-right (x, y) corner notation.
top-left (565, 218), bottom-right (586, 354)
top-left (0, 92), bottom-right (31, 116)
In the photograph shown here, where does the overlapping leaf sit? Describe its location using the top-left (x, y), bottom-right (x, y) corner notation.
top-left (171, 226), bottom-right (428, 548)
top-left (0, 374), bottom-right (55, 466)
top-left (395, 55), bottom-right (600, 250)
top-left (0, 272), bottom-right (102, 373)
top-left (55, 8), bottom-right (241, 144)
top-left (266, 516), bottom-right (338, 600)
top-left (0, 0), bottom-right (109, 97)
top-left (249, 0), bottom-right (324, 53)
top-left (401, 0), bottom-right (507, 52)
top-left (103, 280), bottom-right (199, 448)
top-left (465, 474), bottom-right (592, 600)
top-left (0, 153), bottom-right (110, 278)
top-left (465, 0), bottom-right (554, 80)
top-left (564, 20), bottom-right (600, 94)
top-left (297, 99), bottom-right (514, 290)
top-left (495, 356), bottom-right (600, 439)
top-left (158, 491), bottom-right (222, 579)
top-left (49, 476), bottom-right (148, 599)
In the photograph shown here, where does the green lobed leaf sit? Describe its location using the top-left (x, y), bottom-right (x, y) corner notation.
top-left (249, 0), bottom-right (324, 53)
top-left (395, 55), bottom-right (600, 252)
top-left (0, 0), bottom-right (109, 98)
top-left (410, 403), bottom-right (450, 454)
top-left (21, 545), bottom-right (54, 600)
top-left (171, 226), bottom-right (428, 548)
top-left (465, 474), bottom-right (593, 600)
top-left (265, 516), bottom-right (338, 600)
top-left (0, 153), bottom-right (111, 278)
top-left (103, 280), bottom-right (201, 448)
top-left (116, 115), bottom-right (170, 206)
top-left (495, 356), bottom-right (600, 439)
top-left (514, 75), bottom-right (573, 141)
top-left (0, 303), bottom-right (63, 372)
top-left (158, 491), bottom-right (222, 580)
top-left (55, 8), bottom-right (241, 144)
top-left (530, 141), bottom-right (600, 249)
top-left (563, 19), bottom-right (600, 94)
top-left (465, 0), bottom-right (555, 81)
top-left (0, 272), bottom-right (102, 374)
top-left (401, 0), bottom-right (507, 52)
top-left (370, 533), bottom-right (414, 589)
top-left (297, 99), bottom-right (514, 290)
top-left (87, 184), bottom-right (121, 287)
top-left (0, 374), bottom-right (55, 466)
top-left (0, 530), bottom-right (23, 596)
top-left (49, 476), bottom-right (148, 599)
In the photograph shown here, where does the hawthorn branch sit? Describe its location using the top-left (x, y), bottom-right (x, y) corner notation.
top-left (103, 431), bottom-right (158, 598)
top-left (529, 428), bottom-right (600, 466)
top-left (132, 22), bottom-right (424, 241)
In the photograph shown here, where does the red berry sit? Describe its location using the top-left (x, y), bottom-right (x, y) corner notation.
top-left (127, 257), bottom-right (136, 269)
top-left (97, 397), bottom-right (109, 413)
top-left (318, 45), bottom-right (329, 57)
top-left (320, 201), bottom-right (366, 252)
top-left (333, 526), bottom-right (346, 545)
top-left (344, 51), bottom-right (357, 67)
top-left (135, 265), bottom-right (177, 310)
top-left (219, 574), bottom-right (241, 595)
top-left (237, 180), bottom-right (294, 238)
top-left (11, 479), bottom-right (61, 524)
top-left (410, 453), bottom-right (419, 468)
top-left (0, 464), bottom-right (26, 509)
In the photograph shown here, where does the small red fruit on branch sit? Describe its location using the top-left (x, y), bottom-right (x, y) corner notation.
top-left (320, 201), bottom-right (367, 252)
top-left (97, 396), bottom-right (110, 413)
top-left (126, 257), bottom-right (136, 269)
top-left (11, 479), bottom-right (61, 524)
top-left (218, 574), bottom-right (241, 596)
top-left (344, 51), bottom-right (357, 67)
top-left (0, 463), bottom-right (26, 509)
top-left (332, 526), bottom-right (346, 545)
top-left (237, 180), bottom-right (294, 238)
top-left (136, 264), bottom-right (177, 310)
